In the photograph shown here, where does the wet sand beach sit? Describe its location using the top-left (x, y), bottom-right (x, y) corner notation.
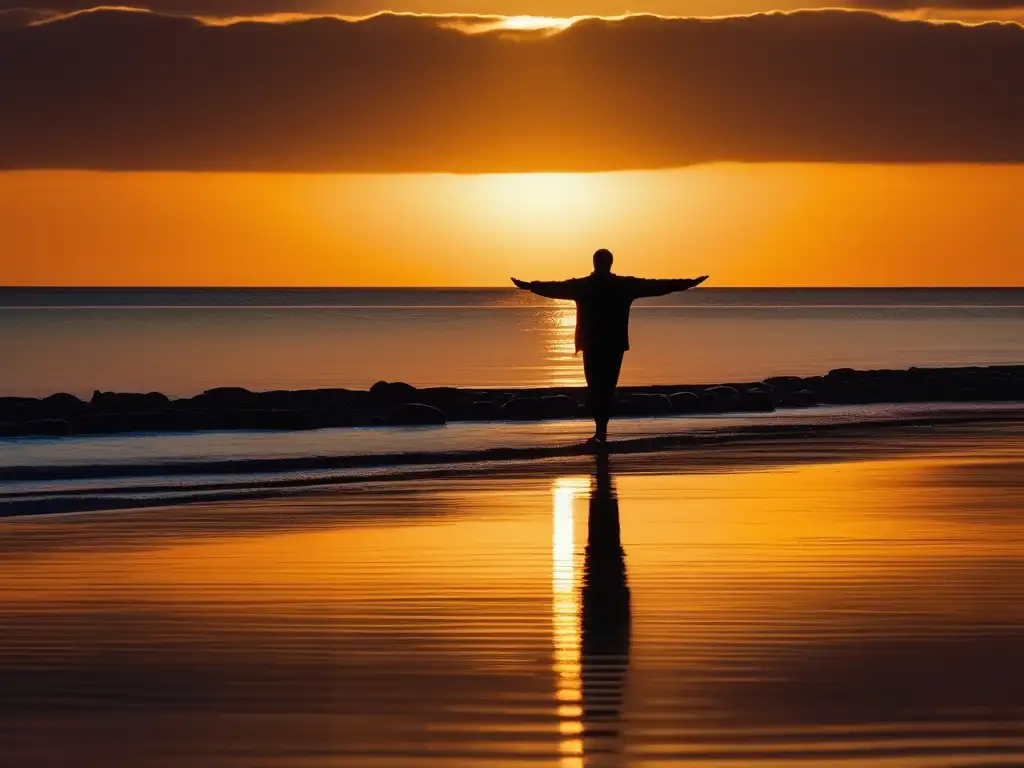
top-left (1, 420), bottom-right (1022, 766)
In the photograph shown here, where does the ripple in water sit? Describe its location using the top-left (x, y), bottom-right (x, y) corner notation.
top-left (0, 430), bottom-right (1022, 766)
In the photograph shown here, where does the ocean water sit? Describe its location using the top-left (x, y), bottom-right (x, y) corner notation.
top-left (2, 287), bottom-right (1023, 397)
top-left (0, 424), bottom-right (1022, 766)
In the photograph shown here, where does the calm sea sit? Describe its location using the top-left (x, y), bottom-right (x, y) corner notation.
top-left (2, 287), bottom-right (1022, 397)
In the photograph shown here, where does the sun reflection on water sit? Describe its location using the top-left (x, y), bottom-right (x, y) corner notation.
top-left (553, 477), bottom-right (587, 766)
top-left (546, 306), bottom-right (585, 388)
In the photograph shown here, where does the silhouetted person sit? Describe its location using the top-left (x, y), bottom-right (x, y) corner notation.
top-left (513, 249), bottom-right (708, 443)
top-left (581, 453), bottom-right (631, 762)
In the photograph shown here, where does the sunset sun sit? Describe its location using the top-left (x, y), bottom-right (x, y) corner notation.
top-left (496, 15), bottom-right (575, 31)
top-left (471, 173), bottom-right (608, 234)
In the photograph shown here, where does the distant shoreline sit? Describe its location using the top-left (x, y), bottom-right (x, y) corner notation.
top-left (1, 364), bottom-right (1022, 440)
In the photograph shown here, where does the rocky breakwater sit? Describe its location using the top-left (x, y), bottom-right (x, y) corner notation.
top-left (0, 365), bottom-right (1021, 438)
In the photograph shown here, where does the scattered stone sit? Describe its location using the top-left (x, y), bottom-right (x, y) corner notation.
top-left (700, 385), bottom-right (741, 413)
top-left (499, 395), bottom-right (581, 420)
top-left (210, 409), bottom-right (309, 431)
top-left (370, 381), bottom-right (418, 405)
top-left (828, 367), bottom-right (858, 380)
top-left (384, 403), bottom-right (447, 426)
top-left (669, 391), bottom-right (702, 414)
top-left (22, 418), bottom-right (72, 437)
top-left (782, 388), bottom-right (818, 408)
top-left (6, 364), bottom-right (1021, 439)
top-left (469, 400), bottom-right (500, 420)
top-left (763, 375), bottom-right (805, 388)
top-left (416, 387), bottom-right (477, 419)
top-left (91, 391), bottom-right (171, 413)
top-left (191, 387), bottom-right (256, 410)
top-left (0, 397), bottom-right (33, 423)
top-left (39, 392), bottom-right (89, 419)
top-left (617, 393), bottom-right (673, 416)
top-left (78, 410), bottom-right (199, 435)
top-left (740, 388), bottom-right (776, 412)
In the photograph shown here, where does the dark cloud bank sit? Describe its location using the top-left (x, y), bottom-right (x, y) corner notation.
top-left (1, 8), bottom-right (1023, 172)
top-left (851, 0), bottom-right (1024, 8)
top-left (5, 0), bottom-right (1024, 15)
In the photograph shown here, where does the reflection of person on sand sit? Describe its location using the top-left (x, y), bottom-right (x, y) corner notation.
top-left (581, 453), bottom-right (631, 761)
top-left (512, 249), bottom-right (708, 444)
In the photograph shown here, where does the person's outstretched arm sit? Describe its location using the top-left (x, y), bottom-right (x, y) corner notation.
top-left (511, 277), bottom-right (580, 300)
top-left (628, 275), bottom-right (709, 299)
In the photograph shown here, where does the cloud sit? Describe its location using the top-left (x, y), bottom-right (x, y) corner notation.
top-left (1, 8), bottom-right (1023, 172)
top-left (851, 0), bottom-right (1024, 7)
top-left (6, 0), bottom-right (1024, 25)
top-left (0, 6), bottom-right (55, 25)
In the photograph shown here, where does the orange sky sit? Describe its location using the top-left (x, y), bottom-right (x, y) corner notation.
top-left (2, 9), bottom-right (1022, 288)
top-left (2, 164), bottom-right (1022, 286)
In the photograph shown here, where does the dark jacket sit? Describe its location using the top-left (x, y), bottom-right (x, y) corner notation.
top-left (523, 272), bottom-right (701, 353)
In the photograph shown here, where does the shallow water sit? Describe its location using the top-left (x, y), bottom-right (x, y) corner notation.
top-left (0, 427), bottom-right (1022, 766)
top-left (2, 403), bottom-right (1020, 516)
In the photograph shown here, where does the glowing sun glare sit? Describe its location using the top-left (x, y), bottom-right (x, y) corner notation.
top-left (498, 15), bottom-right (575, 31)
top-left (471, 173), bottom-right (602, 234)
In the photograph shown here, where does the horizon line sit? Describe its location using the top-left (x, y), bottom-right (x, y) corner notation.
top-left (2, 285), bottom-right (1022, 291)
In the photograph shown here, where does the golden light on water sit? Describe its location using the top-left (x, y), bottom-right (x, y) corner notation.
top-left (4, 442), bottom-right (1024, 763)
top-left (552, 477), bottom-right (587, 766)
top-left (546, 307), bottom-right (584, 387)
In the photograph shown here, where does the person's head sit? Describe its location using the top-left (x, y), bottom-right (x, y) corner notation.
top-left (593, 248), bottom-right (614, 274)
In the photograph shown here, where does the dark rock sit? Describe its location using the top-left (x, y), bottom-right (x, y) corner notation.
top-left (975, 373), bottom-right (1024, 400)
top-left (827, 368), bottom-right (858, 380)
top-left (0, 397), bottom-right (33, 418)
top-left (416, 387), bottom-right (477, 419)
top-left (763, 375), bottom-right (806, 389)
top-left (370, 381), bottom-right (418, 405)
top-left (669, 391), bottom-right (702, 414)
top-left (384, 403), bottom-right (447, 426)
top-left (254, 389), bottom-right (303, 410)
top-left (253, 388), bottom-right (362, 412)
top-left (39, 392), bottom-right (89, 419)
top-left (210, 409), bottom-right (310, 431)
top-left (617, 393), bottom-right (673, 416)
top-left (22, 418), bottom-right (72, 437)
top-left (499, 395), bottom-right (582, 421)
top-left (192, 387), bottom-right (255, 409)
top-left (76, 410), bottom-right (196, 435)
top-left (645, 393), bottom-right (675, 415)
top-left (821, 368), bottom-right (915, 404)
top-left (0, 422), bottom-right (24, 437)
top-left (467, 400), bottom-right (500, 420)
top-left (91, 390), bottom-right (171, 413)
top-left (0, 397), bottom-right (40, 423)
top-left (740, 388), bottom-right (776, 412)
top-left (782, 388), bottom-right (818, 408)
top-left (303, 407), bottom-right (360, 429)
top-left (700, 385), bottom-right (741, 413)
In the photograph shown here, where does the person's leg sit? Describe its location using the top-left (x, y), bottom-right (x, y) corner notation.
top-left (585, 349), bottom-right (625, 442)
top-left (583, 350), bottom-right (603, 440)
top-left (594, 350), bottom-right (624, 441)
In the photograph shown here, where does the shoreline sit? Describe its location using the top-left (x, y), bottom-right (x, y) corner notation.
top-left (3, 406), bottom-right (1023, 518)
top-left (2, 364), bottom-right (1023, 439)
